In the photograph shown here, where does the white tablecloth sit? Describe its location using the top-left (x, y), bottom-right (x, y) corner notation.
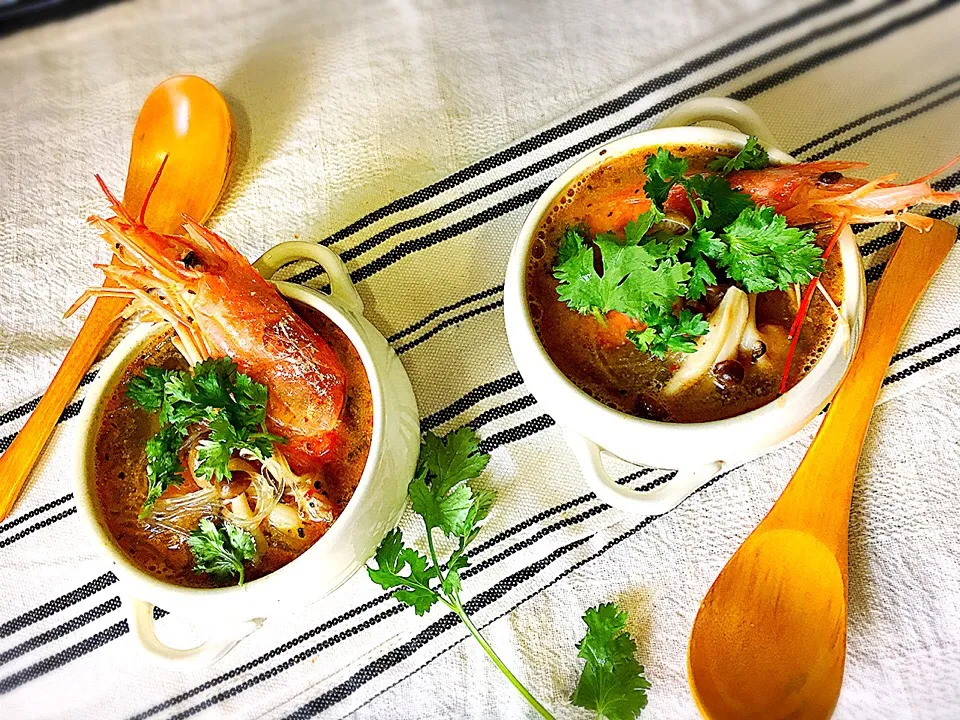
top-left (1, 0), bottom-right (959, 718)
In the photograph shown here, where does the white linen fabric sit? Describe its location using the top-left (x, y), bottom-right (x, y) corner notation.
top-left (1, 0), bottom-right (959, 718)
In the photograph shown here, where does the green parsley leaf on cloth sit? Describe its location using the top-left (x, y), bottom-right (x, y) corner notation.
top-left (367, 429), bottom-right (553, 717)
top-left (571, 603), bottom-right (651, 720)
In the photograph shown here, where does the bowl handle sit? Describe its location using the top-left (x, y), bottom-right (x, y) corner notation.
top-left (128, 598), bottom-right (263, 667)
top-left (565, 429), bottom-right (723, 515)
top-left (654, 97), bottom-right (780, 148)
top-left (253, 241), bottom-right (364, 316)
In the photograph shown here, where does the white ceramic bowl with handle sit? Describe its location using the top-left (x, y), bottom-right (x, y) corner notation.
top-left (504, 97), bottom-right (865, 516)
top-left (73, 242), bottom-right (420, 665)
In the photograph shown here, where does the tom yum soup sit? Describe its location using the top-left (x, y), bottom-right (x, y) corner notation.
top-left (70, 186), bottom-right (377, 588)
top-left (94, 306), bottom-right (372, 588)
top-left (527, 138), bottom-right (957, 423)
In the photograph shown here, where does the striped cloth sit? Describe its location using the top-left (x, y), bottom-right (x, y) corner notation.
top-left (1, 0), bottom-right (959, 717)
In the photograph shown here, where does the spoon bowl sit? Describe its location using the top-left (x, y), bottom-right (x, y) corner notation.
top-left (689, 529), bottom-right (845, 719)
top-left (0, 75), bottom-right (235, 520)
top-left (123, 75), bottom-right (235, 233)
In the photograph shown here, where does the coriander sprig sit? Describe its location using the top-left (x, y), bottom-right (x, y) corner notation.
top-left (706, 135), bottom-right (770, 174)
top-left (187, 518), bottom-right (258, 585)
top-left (367, 428), bottom-right (554, 719)
top-left (572, 604), bottom-right (651, 720)
top-left (127, 357), bottom-right (284, 517)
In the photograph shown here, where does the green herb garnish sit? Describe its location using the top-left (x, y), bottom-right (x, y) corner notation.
top-left (571, 603), bottom-right (651, 720)
top-left (716, 205), bottom-right (825, 293)
top-left (553, 225), bottom-right (707, 358)
top-left (127, 357), bottom-right (284, 517)
top-left (367, 428), bottom-right (552, 718)
top-left (553, 138), bottom-right (822, 358)
top-left (187, 518), bottom-right (258, 585)
top-left (706, 135), bottom-right (770, 174)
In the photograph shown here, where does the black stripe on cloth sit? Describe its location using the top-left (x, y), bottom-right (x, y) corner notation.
top-left (730, 0), bottom-right (959, 102)
top-left (0, 493), bottom-right (72, 536)
top-left (0, 370), bottom-right (96, 428)
top-left (396, 299), bottom-right (505, 355)
top-left (0, 620), bottom-right (127, 695)
top-left (803, 86), bottom-right (960, 162)
top-left (791, 73), bottom-right (960, 155)
top-left (387, 285), bottom-right (504, 343)
top-left (291, 0), bottom-right (924, 283)
top-left (0, 597), bottom-right (121, 666)
top-left (468, 395), bottom-right (537, 431)
top-left (0, 573), bottom-right (117, 639)
top-left (478, 415), bottom-right (556, 455)
top-left (420, 373), bottom-right (523, 430)
top-left (892, 325), bottom-right (960, 364)
top-left (884, 343), bottom-right (960, 386)
top-left (317, 0), bottom-right (853, 248)
top-left (866, 260), bottom-right (887, 284)
top-left (0, 399), bottom-right (83, 454)
top-left (0, 507), bottom-right (76, 549)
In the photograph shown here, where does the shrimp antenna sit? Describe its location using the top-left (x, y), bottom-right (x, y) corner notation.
top-left (910, 153), bottom-right (960, 186)
top-left (94, 174), bottom-right (135, 225)
top-left (138, 153), bottom-right (169, 226)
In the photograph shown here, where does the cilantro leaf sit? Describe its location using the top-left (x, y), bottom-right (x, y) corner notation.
top-left (367, 429), bottom-right (493, 615)
top-left (571, 603), bottom-right (651, 720)
top-left (643, 148), bottom-right (688, 207)
top-left (127, 366), bottom-right (166, 412)
top-left (681, 229), bottom-right (725, 301)
top-left (683, 175), bottom-right (754, 231)
top-left (556, 228), bottom-right (587, 267)
top-left (418, 427), bottom-right (490, 496)
top-left (554, 230), bottom-right (691, 320)
top-left (187, 518), bottom-right (258, 585)
top-left (707, 135), bottom-right (770, 174)
top-left (127, 359), bottom-right (285, 517)
top-left (623, 206), bottom-right (665, 246)
top-left (139, 424), bottom-right (184, 519)
top-left (718, 205), bottom-right (824, 293)
top-left (367, 529), bottom-right (441, 615)
top-left (409, 469), bottom-right (475, 538)
top-left (627, 308), bottom-right (708, 358)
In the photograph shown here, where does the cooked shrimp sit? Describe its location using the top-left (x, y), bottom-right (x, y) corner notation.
top-left (67, 177), bottom-right (347, 472)
top-left (727, 156), bottom-right (960, 230)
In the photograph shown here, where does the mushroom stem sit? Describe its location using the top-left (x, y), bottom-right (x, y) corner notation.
top-left (663, 287), bottom-right (749, 396)
top-left (741, 294), bottom-right (771, 369)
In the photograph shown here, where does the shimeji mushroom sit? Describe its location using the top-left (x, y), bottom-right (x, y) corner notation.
top-left (663, 286), bottom-right (750, 396)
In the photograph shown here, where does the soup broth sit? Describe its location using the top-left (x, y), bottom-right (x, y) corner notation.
top-left (94, 303), bottom-right (373, 587)
top-left (526, 145), bottom-right (842, 423)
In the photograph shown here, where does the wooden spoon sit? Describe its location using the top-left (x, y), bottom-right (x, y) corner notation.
top-left (687, 219), bottom-right (957, 720)
top-left (0, 75), bottom-right (234, 521)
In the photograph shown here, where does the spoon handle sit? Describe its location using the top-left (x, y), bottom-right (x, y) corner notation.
top-left (0, 293), bottom-right (129, 520)
top-left (769, 220), bottom-right (957, 547)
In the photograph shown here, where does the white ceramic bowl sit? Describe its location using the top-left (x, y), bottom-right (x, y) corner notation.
top-left (504, 98), bottom-right (865, 515)
top-left (74, 242), bottom-right (420, 665)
